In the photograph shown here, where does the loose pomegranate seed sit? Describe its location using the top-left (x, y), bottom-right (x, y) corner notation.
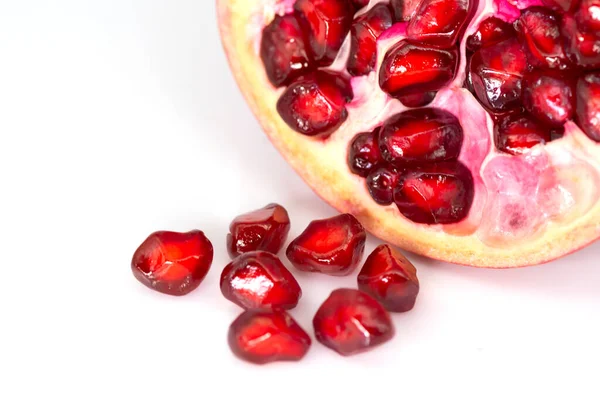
top-left (227, 203), bottom-right (291, 259)
top-left (576, 0), bottom-right (600, 33)
top-left (367, 166), bottom-right (401, 205)
top-left (357, 245), bottom-right (420, 312)
top-left (313, 288), bottom-right (394, 356)
top-left (515, 7), bottom-right (571, 70)
top-left (260, 14), bottom-right (314, 87)
top-left (407, 0), bottom-right (471, 47)
top-left (347, 4), bottom-right (394, 77)
top-left (379, 40), bottom-right (459, 100)
top-left (277, 71), bottom-right (353, 137)
top-left (398, 92), bottom-right (436, 108)
top-left (576, 72), bottom-right (600, 142)
top-left (286, 214), bottom-right (366, 276)
top-left (469, 38), bottom-right (528, 112)
top-left (378, 108), bottom-right (464, 166)
top-left (394, 162), bottom-right (474, 224)
top-left (495, 113), bottom-right (551, 155)
top-left (466, 17), bottom-right (516, 52)
top-left (221, 251), bottom-right (302, 310)
top-left (228, 310), bottom-right (311, 364)
top-left (131, 230), bottom-right (213, 296)
top-left (522, 70), bottom-right (575, 127)
top-left (294, 0), bottom-right (354, 66)
top-left (348, 130), bottom-right (382, 177)
top-left (562, 15), bottom-right (600, 70)
top-left (543, 0), bottom-right (581, 12)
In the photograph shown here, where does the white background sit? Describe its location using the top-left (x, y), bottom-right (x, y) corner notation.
top-left (1, 1), bottom-right (599, 399)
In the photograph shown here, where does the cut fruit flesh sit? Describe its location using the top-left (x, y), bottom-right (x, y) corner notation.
top-left (218, 0), bottom-right (600, 268)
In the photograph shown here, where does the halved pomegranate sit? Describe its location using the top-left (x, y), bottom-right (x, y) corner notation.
top-left (218, 0), bottom-right (600, 267)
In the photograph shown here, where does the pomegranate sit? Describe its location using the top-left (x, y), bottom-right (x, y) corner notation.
top-left (218, 0), bottom-right (600, 267)
top-left (131, 230), bottom-right (213, 296)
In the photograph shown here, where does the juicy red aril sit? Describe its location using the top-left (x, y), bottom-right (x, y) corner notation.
top-left (466, 17), bottom-right (516, 52)
top-left (576, 0), bottom-right (600, 32)
top-left (398, 92), bottom-right (437, 107)
top-left (227, 203), bottom-right (291, 258)
top-left (294, 0), bottom-right (354, 66)
top-left (562, 15), bottom-right (600, 69)
top-left (522, 70), bottom-right (575, 127)
top-left (379, 40), bottom-right (459, 101)
top-left (277, 71), bottom-right (353, 137)
top-left (495, 113), bottom-right (551, 155)
top-left (286, 213), bottom-right (366, 276)
top-left (228, 310), bottom-right (311, 364)
top-left (357, 244), bottom-right (420, 312)
top-left (347, 4), bottom-right (394, 77)
top-left (313, 288), bottom-right (394, 356)
top-left (378, 108), bottom-right (464, 166)
top-left (407, 0), bottom-right (471, 47)
top-left (469, 38), bottom-right (528, 112)
top-left (348, 130), bottom-right (382, 177)
top-left (543, 0), bottom-right (581, 12)
top-left (394, 162), bottom-right (474, 224)
top-left (367, 166), bottom-right (401, 205)
top-left (131, 230), bottom-right (213, 296)
top-left (260, 14), bottom-right (314, 87)
top-left (221, 251), bottom-right (301, 310)
top-left (576, 72), bottom-right (600, 142)
top-left (514, 7), bottom-right (571, 70)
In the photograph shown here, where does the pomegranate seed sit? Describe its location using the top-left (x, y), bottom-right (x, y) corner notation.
top-left (522, 70), bottom-right (575, 127)
top-left (347, 4), bottom-right (394, 77)
top-left (469, 38), bottom-right (528, 112)
top-left (576, 72), bottom-right (600, 142)
top-left (277, 71), bottom-right (353, 137)
top-left (398, 92), bottom-right (436, 108)
top-left (378, 108), bottom-right (464, 166)
top-left (313, 288), bottom-right (394, 356)
top-left (357, 245), bottom-right (420, 312)
top-left (562, 15), bottom-right (600, 70)
top-left (495, 113), bottom-right (551, 155)
top-left (379, 40), bottom-right (459, 100)
top-left (394, 162), bottom-right (474, 224)
top-left (131, 230), bottom-right (213, 296)
top-left (228, 310), bottom-right (311, 364)
top-left (576, 0), bottom-right (600, 33)
top-left (348, 130), bottom-right (382, 177)
top-left (367, 166), bottom-right (401, 205)
top-left (286, 214), bottom-right (366, 276)
top-left (543, 0), bottom-right (581, 12)
top-left (466, 17), bottom-right (516, 52)
top-left (221, 251), bottom-right (302, 310)
top-left (407, 0), bottom-right (471, 47)
top-left (260, 14), bottom-right (314, 87)
top-left (227, 203), bottom-right (291, 258)
top-left (515, 7), bottom-right (571, 70)
top-left (294, 0), bottom-right (354, 66)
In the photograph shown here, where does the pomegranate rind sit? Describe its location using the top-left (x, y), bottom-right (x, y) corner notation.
top-left (217, 0), bottom-right (600, 268)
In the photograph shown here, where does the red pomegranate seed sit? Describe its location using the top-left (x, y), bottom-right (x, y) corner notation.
top-left (394, 162), bottom-right (474, 224)
top-left (379, 40), bottom-right (459, 100)
top-left (347, 4), bottom-right (394, 77)
top-left (294, 0), bottom-right (354, 66)
top-left (313, 288), bottom-right (394, 356)
top-left (357, 245), bottom-right (420, 312)
top-left (522, 70), bottom-right (575, 127)
top-left (378, 108), bottom-right (464, 166)
top-left (131, 230), bottom-right (213, 296)
top-left (469, 38), bottom-right (528, 112)
top-left (495, 113), bottom-right (551, 155)
top-left (576, 72), bottom-right (600, 142)
top-left (227, 203), bottom-right (291, 259)
top-left (562, 15), bottom-right (600, 70)
top-left (576, 0), bottom-right (600, 33)
top-left (466, 17), bottom-right (516, 52)
top-left (543, 0), bottom-right (581, 12)
top-left (515, 7), bottom-right (571, 70)
top-left (286, 214), bottom-right (366, 276)
top-left (407, 0), bottom-right (471, 47)
top-left (228, 310), bottom-right (311, 364)
top-left (348, 130), bottom-right (382, 177)
top-left (260, 14), bottom-right (314, 87)
top-left (221, 251), bottom-right (301, 310)
top-left (367, 166), bottom-right (401, 205)
top-left (397, 92), bottom-right (436, 108)
top-left (277, 71), bottom-right (353, 137)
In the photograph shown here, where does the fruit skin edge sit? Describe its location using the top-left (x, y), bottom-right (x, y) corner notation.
top-left (216, 0), bottom-right (600, 268)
